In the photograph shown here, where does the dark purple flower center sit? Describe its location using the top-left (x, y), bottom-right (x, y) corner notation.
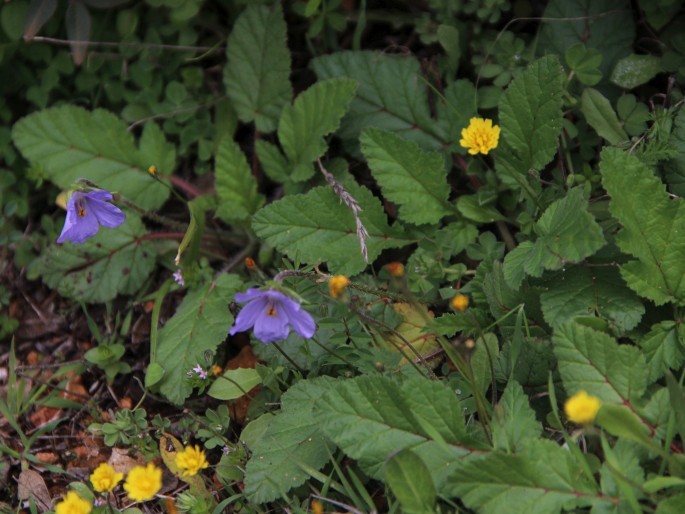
top-left (266, 304), bottom-right (278, 317)
top-left (77, 201), bottom-right (87, 218)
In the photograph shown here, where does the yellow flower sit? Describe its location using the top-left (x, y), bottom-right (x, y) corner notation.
top-left (386, 262), bottom-right (405, 277)
top-left (311, 499), bottom-right (324, 514)
top-left (148, 165), bottom-right (157, 175)
top-left (451, 294), bottom-right (469, 312)
top-left (90, 462), bottom-right (123, 493)
top-left (460, 117), bottom-right (501, 155)
top-left (175, 445), bottom-right (209, 477)
top-left (55, 491), bottom-right (92, 514)
top-left (564, 390), bottom-right (601, 425)
top-left (123, 462), bottom-right (163, 502)
top-left (328, 275), bottom-right (350, 299)
top-left (210, 364), bottom-right (223, 376)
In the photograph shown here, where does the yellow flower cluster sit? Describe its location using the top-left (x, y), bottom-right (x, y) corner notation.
top-left (175, 444), bottom-right (209, 477)
top-left (460, 117), bottom-right (501, 155)
top-left (328, 275), bottom-right (350, 299)
top-left (564, 390), bottom-right (601, 425)
top-left (90, 463), bottom-right (123, 493)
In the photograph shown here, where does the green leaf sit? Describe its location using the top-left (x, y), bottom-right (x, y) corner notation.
top-left (360, 128), bottom-right (452, 225)
top-left (278, 78), bottom-right (357, 181)
top-left (315, 375), bottom-right (484, 489)
top-left (640, 322), bottom-right (685, 382)
top-left (498, 55), bottom-right (564, 171)
top-left (438, 79), bottom-right (478, 151)
top-left (447, 439), bottom-right (610, 514)
top-left (11, 106), bottom-right (169, 209)
top-left (601, 147), bottom-right (685, 305)
top-left (492, 380), bottom-right (542, 453)
top-left (384, 448), bottom-right (437, 514)
top-left (138, 122), bottom-right (176, 175)
top-left (565, 43), bottom-right (603, 86)
top-left (38, 215), bottom-right (156, 303)
top-left (255, 139), bottom-right (289, 182)
top-left (244, 378), bottom-right (336, 504)
top-left (598, 438), bottom-right (644, 512)
top-left (540, 266), bottom-right (644, 332)
top-left (553, 322), bottom-right (647, 403)
top-left (611, 54), bottom-right (662, 89)
top-left (214, 137), bottom-right (264, 222)
top-left (224, 3), bottom-right (292, 132)
top-left (311, 51), bottom-right (450, 149)
top-left (207, 368), bottom-right (262, 400)
top-left (503, 188), bottom-right (605, 289)
top-left (580, 89), bottom-right (629, 145)
top-left (470, 334), bottom-right (499, 395)
top-left (456, 194), bottom-right (506, 223)
top-left (156, 274), bottom-right (242, 405)
top-left (596, 404), bottom-right (652, 447)
top-left (252, 184), bottom-right (413, 275)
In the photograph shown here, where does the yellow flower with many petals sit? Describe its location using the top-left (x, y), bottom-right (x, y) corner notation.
top-left (328, 275), bottom-right (350, 299)
top-left (564, 390), bottom-right (601, 425)
top-left (123, 463), bottom-right (163, 502)
top-left (175, 445), bottom-right (209, 477)
top-left (55, 491), bottom-right (92, 514)
top-left (460, 117), bottom-right (501, 155)
top-left (451, 294), bottom-right (469, 312)
top-left (90, 463), bottom-right (123, 493)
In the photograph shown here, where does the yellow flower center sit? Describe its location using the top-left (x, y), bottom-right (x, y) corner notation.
top-left (77, 204), bottom-right (87, 217)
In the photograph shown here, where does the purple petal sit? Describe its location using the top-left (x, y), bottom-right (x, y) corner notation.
top-left (229, 296), bottom-right (266, 335)
top-left (85, 190), bottom-right (114, 202)
top-left (88, 198), bottom-right (126, 229)
top-left (57, 198), bottom-right (100, 244)
top-left (279, 297), bottom-right (316, 339)
top-left (253, 301), bottom-right (291, 343)
top-left (234, 288), bottom-right (266, 303)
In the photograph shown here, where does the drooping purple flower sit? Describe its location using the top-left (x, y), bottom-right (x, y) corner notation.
top-left (229, 288), bottom-right (316, 343)
top-left (57, 190), bottom-right (126, 244)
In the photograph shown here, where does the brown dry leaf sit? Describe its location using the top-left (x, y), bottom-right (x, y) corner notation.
top-left (17, 469), bottom-right (52, 512)
top-left (34, 452), bottom-right (59, 465)
top-left (226, 346), bottom-right (261, 425)
top-left (108, 447), bottom-right (143, 475)
top-left (30, 372), bottom-right (89, 428)
top-left (226, 345), bottom-right (259, 370)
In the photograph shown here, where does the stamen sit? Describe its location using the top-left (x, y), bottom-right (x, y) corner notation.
top-left (266, 305), bottom-right (278, 317)
top-left (77, 203), bottom-right (87, 217)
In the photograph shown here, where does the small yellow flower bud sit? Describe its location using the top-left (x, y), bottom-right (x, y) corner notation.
top-left (459, 117), bottom-right (500, 155)
top-left (564, 390), bottom-right (601, 425)
top-left (244, 257), bottom-right (257, 270)
top-left (148, 165), bottom-right (157, 175)
top-left (329, 275), bottom-right (350, 299)
top-left (211, 364), bottom-right (222, 376)
top-left (386, 262), bottom-right (405, 277)
top-left (451, 294), bottom-right (469, 312)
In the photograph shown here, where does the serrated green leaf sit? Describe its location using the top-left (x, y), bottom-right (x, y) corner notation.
top-left (470, 334), bottom-right (499, 395)
top-left (156, 274), bottom-right (242, 405)
top-left (640, 321), bottom-right (685, 382)
top-left (255, 139), bottom-right (289, 182)
top-left (138, 122), bottom-right (176, 175)
top-left (601, 147), bottom-right (685, 305)
top-left (207, 368), bottom-right (262, 400)
top-left (553, 322), bottom-right (646, 403)
top-left (611, 54), bottom-right (662, 89)
top-left (503, 188), bottom-right (605, 288)
top-left (360, 128), bottom-right (452, 225)
top-left (598, 438), bottom-right (645, 511)
top-left (540, 266), bottom-right (644, 332)
top-left (384, 448), bottom-right (437, 514)
top-left (252, 184), bottom-right (413, 275)
top-left (456, 194), bottom-right (506, 223)
top-left (438, 79), bottom-right (478, 150)
top-left (447, 439), bottom-right (610, 514)
top-left (11, 105), bottom-right (168, 209)
top-left (498, 55), bottom-right (564, 171)
top-left (581, 89), bottom-right (629, 145)
top-left (492, 380), bottom-right (542, 453)
top-left (315, 375), bottom-right (484, 489)
top-left (38, 215), bottom-right (156, 303)
top-left (278, 78), bottom-right (357, 181)
top-left (224, 3), bottom-right (292, 132)
top-left (311, 51), bottom-right (449, 149)
top-left (214, 137), bottom-right (264, 222)
top-left (244, 378), bottom-right (336, 504)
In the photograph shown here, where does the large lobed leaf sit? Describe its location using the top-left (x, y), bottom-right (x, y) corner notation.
top-left (12, 106), bottom-right (169, 209)
top-left (553, 322), bottom-right (646, 404)
top-left (491, 380), bottom-right (542, 453)
top-left (243, 378), bottom-right (337, 504)
top-left (155, 274), bottom-right (242, 405)
top-left (360, 128), bottom-right (454, 225)
top-left (503, 188), bottom-right (605, 288)
top-left (252, 184), bottom-right (413, 275)
top-left (38, 215), bottom-right (156, 303)
top-left (214, 137), bottom-right (264, 223)
top-left (601, 147), bottom-right (685, 305)
top-left (224, 3), bottom-right (292, 133)
top-left (314, 375), bottom-right (486, 489)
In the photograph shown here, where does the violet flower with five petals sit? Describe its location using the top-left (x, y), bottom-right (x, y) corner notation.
top-left (229, 288), bottom-right (316, 343)
top-left (57, 190), bottom-right (126, 244)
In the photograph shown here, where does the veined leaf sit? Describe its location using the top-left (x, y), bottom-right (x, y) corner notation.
top-left (498, 55), bottom-right (564, 171)
top-left (611, 54), bottom-right (661, 89)
top-left (448, 439), bottom-right (612, 514)
top-left (503, 188), bottom-right (605, 289)
top-left (384, 449), bottom-right (437, 514)
top-left (244, 378), bottom-right (337, 504)
top-left (252, 184), bottom-right (413, 275)
top-left (601, 148), bottom-right (685, 305)
top-left (278, 78), bottom-right (357, 181)
top-left (315, 375), bottom-right (486, 489)
top-left (640, 321), bottom-right (685, 382)
top-left (311, 51), bottom-right (449, 149)
top-left (11, 105), bottom-right (169, 209)
top-left (360, 128), bottom-right (453, 225)
top-left (207, 368), bottom-right (262, 400)
top-left (39, 215), bottom-right (155, 303)
top-left (156, 274), bottom-right (242, 405)
top-left (553, 322), bottom-right (646, 403)
top-left (138, 121), bottom-right (176, 176)
top-left (214, 137), bottom-right (264, 222)
top-left (491, 380), bottom-right (542, 453)
top-left (224, 3), bottom-right (291, 132)
top-left (581, 89), bottom-right (628, 145)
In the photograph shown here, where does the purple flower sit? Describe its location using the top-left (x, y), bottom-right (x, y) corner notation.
top-left (173, 269), bottom-right (185, 286)
top-left (229, 288), bottom-right (316, 343)
top-left (57, 190), bottom-right (126, 244)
